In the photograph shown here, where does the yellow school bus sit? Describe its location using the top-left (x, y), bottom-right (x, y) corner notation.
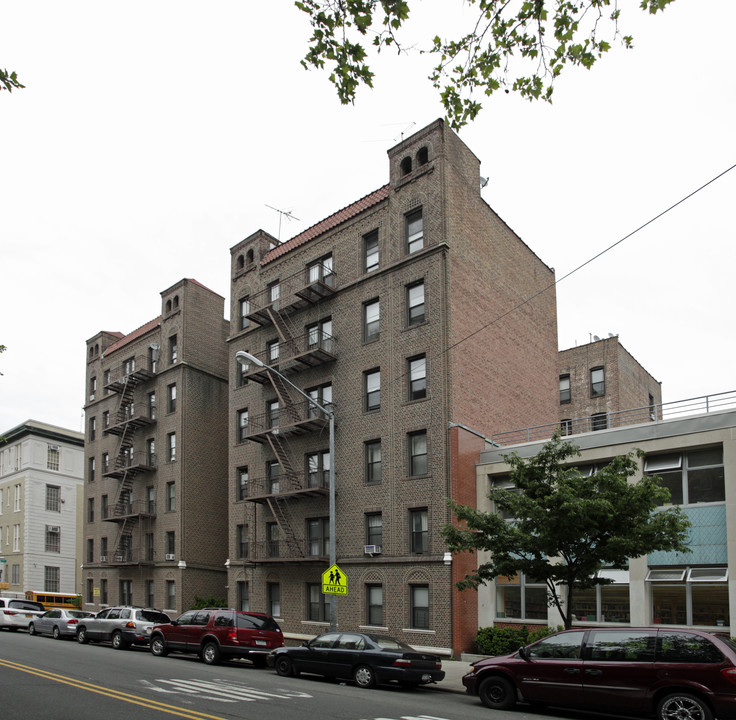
top-left (25, 591), bottom-right (82, 610)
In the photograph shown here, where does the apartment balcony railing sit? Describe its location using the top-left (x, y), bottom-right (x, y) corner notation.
top-left (103, 452), bottom-right (157, 479)
top-left (491, 390), bottom-right (736, 446)
top-left (104, 404), bottom-right (156, 437)
top-left (103, 354), bottom-right (157, 393)
top-left (243, 265), bottom-right (337, 327)
top-left (235, 541), bottom-right (328, 564)
top-left (240, 402), bottom-right (331, 443)
top-left (102, 500), bottom-right (157, 521)
top-left (242, 333), bottom-right (337, 382)
top-left (241, 472), bottom-right (329, 502)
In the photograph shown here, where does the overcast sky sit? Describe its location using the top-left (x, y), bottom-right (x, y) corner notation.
top-left (2, 1), bottom-right (735, 435)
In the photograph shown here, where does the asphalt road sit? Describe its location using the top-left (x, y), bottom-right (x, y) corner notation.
top-left (0, 629), bottom-right (493, 720)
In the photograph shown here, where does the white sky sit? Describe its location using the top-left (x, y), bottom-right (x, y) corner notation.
top-left (2, 1), bottom-right (735, 434)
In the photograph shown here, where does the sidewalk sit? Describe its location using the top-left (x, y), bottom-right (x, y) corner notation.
top-left (432, 657), bottom-right (474, 694)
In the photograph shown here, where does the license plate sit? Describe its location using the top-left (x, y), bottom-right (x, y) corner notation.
top-left (421, 674), bottom-right (432, 683)
top-left (25, 614), bottom-right (33, 618)
top-left (255, 639), bottom-right (267, 646)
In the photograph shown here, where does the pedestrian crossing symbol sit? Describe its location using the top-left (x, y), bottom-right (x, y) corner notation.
top-left (322, 564), bottom-right (348, 595)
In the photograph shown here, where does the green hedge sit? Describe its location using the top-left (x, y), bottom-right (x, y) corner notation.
top-left (475, 625), bottom-right (558, 656)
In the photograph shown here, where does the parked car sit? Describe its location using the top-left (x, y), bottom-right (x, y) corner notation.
top-left (0, 597), bottom-right (46, 631)
top-left (268, 631), bottom-right (445, 689)
top-left (29, 609), bottom-right (94, 639)
top-left (150, 608), bottom-right (283, 666)
top-left (463, 626), bottom-right (736, 720)
top-left (76, 606), bottom-right (170, 649)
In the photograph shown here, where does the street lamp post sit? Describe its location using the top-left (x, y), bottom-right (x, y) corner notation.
top-left (235, 351), bottom-right (337, 631)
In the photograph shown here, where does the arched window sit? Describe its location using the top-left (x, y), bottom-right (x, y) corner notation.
top-left (400, 156), bottom-right (412, 176)
top-left (237, 254), bottom-right (245, 269)
top-left (246, 248), bottom-right (254, 265)
top-left (166, 299), bottom-right (172, 313)
top-left (173, 295), bottom-right (179, 309)
top-left (417, 146), bottom-right (428, 166)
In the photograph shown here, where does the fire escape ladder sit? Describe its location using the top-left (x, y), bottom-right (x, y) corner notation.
top-left (268, 372), bottom-right (297, 416)
top-left (266, 496), bottom-right (304, 557)
top-left (265, 307), bottom-right (300, 358)
top-left (266, 432), bottom-right (301, 488)
top-left (111, 518), bottom-right (132, 560)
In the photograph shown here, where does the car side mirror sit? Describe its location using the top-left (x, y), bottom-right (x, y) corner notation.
top-left (171, 620), bottom-right (179, 626)
top-left (518, 645), bottom-right (528, 660)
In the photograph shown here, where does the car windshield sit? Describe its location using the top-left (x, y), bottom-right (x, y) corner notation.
top-left (368, 634), bottom-right (415, 652)
top-left (137, 610), bottom-right (170, 623)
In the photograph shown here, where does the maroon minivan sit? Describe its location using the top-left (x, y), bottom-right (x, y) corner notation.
top-left (463, 627), bottom-right (736, 720)
top-left (150, 608), bottom-right (283, 666)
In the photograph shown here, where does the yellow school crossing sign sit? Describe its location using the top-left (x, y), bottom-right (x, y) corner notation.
top-left (322, 564), bottom-right (348, 595)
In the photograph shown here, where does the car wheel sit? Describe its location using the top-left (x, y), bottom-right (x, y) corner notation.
top-left (353, 664), bottom-right (376, 689)
top-left (77, 627), bottom-right (89, 644)
top-left (53, 626), bottom-right (62, 640)
top-left (478, 676), bottom-right (517, 710)
top-left (111, 631), bottom-right (129, 650)
top-left (251, 655), bottom-right (267, 669)
top-left (28, 623), bottom-right (37, 636)
top-left (275, 656), bottom-right (296, 677)
top-left (658, 693), bottom-right (713, 720)
top-left (150, 636), bottom-right (169, 657)
top-left (202, 641), bottom-right (221, 665)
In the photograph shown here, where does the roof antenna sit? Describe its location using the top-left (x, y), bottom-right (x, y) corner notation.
top-left (265, 204), bottom-right (300, 242)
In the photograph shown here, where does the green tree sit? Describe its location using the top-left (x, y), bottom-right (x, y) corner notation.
top-left (296, 0), bottom-right (676, 128)
top-left (1, 69), bottom-right (24, 93)
top-left (442, 435), bottom-right (691, 629)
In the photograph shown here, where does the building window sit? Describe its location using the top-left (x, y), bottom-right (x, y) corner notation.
top-left (647, 566), bottom-right (729, 626)
top-left (409, 430), bottom-right (428, 476)
top-left (167, 383), bottom-right (177, 413)
top-left (47, 445), bottom-right (60, 471)
top-left (146, 580), bottom-right (155, 608)
top-left (591, 413), bottom-right (608, 431)
top-left (307, 583), bottom-right (329, 621)
top-left (239, 297), bottom-right (250, 331)
top-left (87, 538), bottom-right (94, 563)
top-left (237, 581), bottom-right (250, 611)
top-left (366, 585), bottom-right (383, 626)
top-left (590, 366), bottom-right (605, 397)
top-left (89, 416), bottom-right (96, 441)
top-left (101, 496), bottom-right (108, 520)
top-left (363, 299), bottom-right (380, 342)
top-left (102, 452), bottom-right (109, 474)
top-left (237, 466), bottom-right (249, 500)
top-left (100, 578), bottom-right (108, 605)
top-left (166, 482), bottom-right (175, 511)
top-left (14, 483), bottom-right (21, 511)
top-left (559, 374), bottom-right (571, 404)
top-left (87, 497), bottom-right (94, 523)
top-left (44, 566), bottom-right (60, 593)
top-left (267, 523), bottom-right (279, 557)
top-left (645, 447), bottom-right (725, 505)
top-left (365, 440), bottom-right (382, 484)
top-left (13, 524), bottom-right (20, 551)
top-left (46, 485), bottom-right (61, 512)
top-left (307, 317), bottom-right (333, 352)
top-left (102, 410), bottom-right (110, 429)
top-left (267, 582), bottom-right (281, 617)
top-left (308, 253), bottom-right (334, 286)
top-left (267, 339), bottom-right (280, 365)
top-left (167, 432), bottom-right (176, 461)
top-left (268, 461), bottom-right (281, 494)
top-left (366, 513), bottom-right (382, 547)
top-left (166, 531), bottom-right (175, 556)
top-left (86, 578), bottom-right (94, 604)
top-left (410, 508), bottom-right (428, 554)
top-left (307, 517), bottom-right (329, 557)
top-left (307, 451), bottom-right (330, 489)
top-left (410, 585), bottom-right (429, 629)
top-left (496, 573), bottom-right (548, 620)
top-left (237, 408), bottom-right (249, 442)
top-left (11, 564), bottom-right (19, 585)
top-left (267, 399), bottom-right (279, 429)
top-left (166, 580), bottom-right (175, 610)
top-left (89, 376), bottom-right (97, 401)
top-left (364, 230), bottom-right (379, 273)
top-left (236, 524), bottom-right (248, 559)
top-left (560, 419), bottom-right (572, 436)
top-left (104, 369), bottom-right (110, 393)
top-left (406, 208), bottom-right (424, 254)
top-left (145, 533), bottom-right (154, 562)
top-left (406, 281), bottom-right (425, 326)
top-left (169, 334), bottom-right (178, 364)
top-left (307, 383), bottom-right (332, 418)
top-left (408, 354), bottom-right (427, 400)
top-left (570, 570), bottom-right (630, 623)
top-left (268, 281), bottom-right (280, 307)
top-left (364, 369), bottom-right (380, 411)
top-left (45, 525), bottom-right (61, 553)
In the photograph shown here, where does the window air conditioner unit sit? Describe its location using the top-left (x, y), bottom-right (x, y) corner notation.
top-left (115, 555), bottom-right (125, 562)
top-left (165, 554), bottom-right (175, 561)
top-left (48, 526), bottom-right (61, 533)
top-left (99, 555), bottom-right (107, 562)
top-left (364, 545), bottom-right (382, 555)
top-left (271, 428), bottom-right (280, 435)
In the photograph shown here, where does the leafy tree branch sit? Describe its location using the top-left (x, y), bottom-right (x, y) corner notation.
top-left (1, 69), bottom-right (24, 93)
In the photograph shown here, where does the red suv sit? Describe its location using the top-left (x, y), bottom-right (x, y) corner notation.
top-left (463, 627), bottom-right (736, 720)
top-left (150, 608), bottom-right (283, 666)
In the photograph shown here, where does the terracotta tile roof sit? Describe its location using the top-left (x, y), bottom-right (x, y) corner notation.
top-left (103, 317), bottom-right (161, 357)
top-left (263, 184), bottom-right (390, 265)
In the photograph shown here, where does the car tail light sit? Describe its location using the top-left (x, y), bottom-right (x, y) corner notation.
top-left (125, 621), bottom-right (136, 629)
top-left (228, 630), bottom-right (238, 644)
top-left (721, 668), bottom-right (736, 685)
top-left (67, 619), bottom-right (79, 625)
top-left (5, 611), bottom-right (18, 616)
top-left (393, 659), bottom-right (412, 667)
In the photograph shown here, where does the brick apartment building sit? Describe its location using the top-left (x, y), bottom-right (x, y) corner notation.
top-left (225, 119), bottom-right (559, 655)
top-left (558, 335), bottom-right (663, 435)
top-left (83, 279), bottom-right (229, 614)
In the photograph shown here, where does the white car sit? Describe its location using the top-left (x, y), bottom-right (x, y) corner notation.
top-left (0, 597), bottom-right (46, 631)
top-left (29, 609), bottom-right (95, 639)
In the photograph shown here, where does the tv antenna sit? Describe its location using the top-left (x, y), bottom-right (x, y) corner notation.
top-left (266, 204), bottom-right (300, 241)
